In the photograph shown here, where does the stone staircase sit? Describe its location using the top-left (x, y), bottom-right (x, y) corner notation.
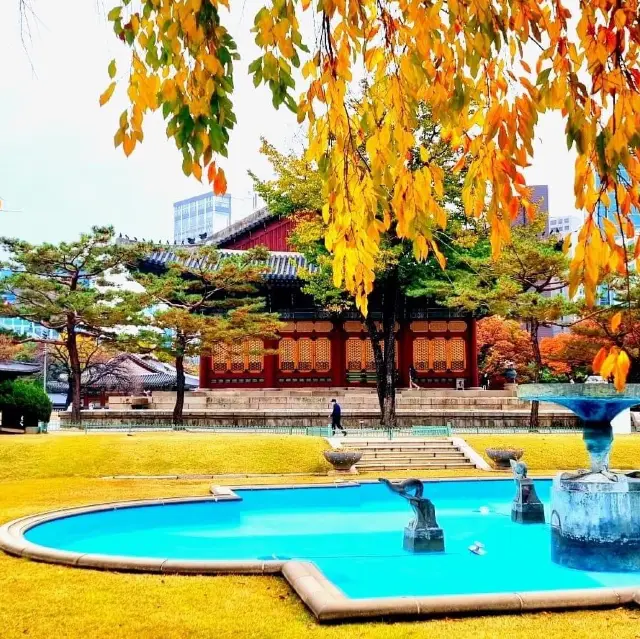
top-left (351, 439), bottom-right (477, 472)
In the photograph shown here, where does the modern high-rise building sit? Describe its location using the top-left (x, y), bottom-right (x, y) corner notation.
top-left (596, 166), bottom-right (640, 235)
top-left (173, 192), bottom-right (232, 244)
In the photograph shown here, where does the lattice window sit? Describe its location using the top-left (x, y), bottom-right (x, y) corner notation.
top-left (411, 321), bottom-right (430, 333)
top-left (429, 321), bottom-right (448, 332)
top-left (298, 337), bottom-right (313, 371)
top-left (431, 338), bottom-right (447, 371)
top-left (212, 343), bottom-right (227, 372)
top-left (449, 337), bottom-right (466, 372)
top-left (315, 338), bottom-right (331, 372)
top-left (448, 321), bottom-right (467, 333)
top-left (346, 338), bottom-right (362, 371)
top-left (413, 338), bottom-right (430, 371)
top-left (364, 339), bottom-right (376, 371)
top-left (230, 343), bottom-right (244, 372)
top-left (246, 339), bottom-right (264, 372)
top-left (279, 338), bottom-right (296, 372)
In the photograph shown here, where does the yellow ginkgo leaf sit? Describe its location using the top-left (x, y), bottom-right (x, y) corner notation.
top-left (99, 82), bottom-right (116, 106)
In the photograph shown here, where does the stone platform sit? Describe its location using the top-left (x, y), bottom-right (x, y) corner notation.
top-left (60, 388), bottom-right (579, 430)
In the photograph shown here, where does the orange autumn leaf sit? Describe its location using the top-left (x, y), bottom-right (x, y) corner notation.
top-left (213, 167), bottom-right (227, 195)
top-left (614, 350), bottom-right (631, 391)
top-left (611, 311), bottom-right (622, 332)
top-left (592, 346), bottom-right (608, 374)
top-left (599, 348), bottom-right (619, 380)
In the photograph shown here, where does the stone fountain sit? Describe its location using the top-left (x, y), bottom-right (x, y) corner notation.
top-left (519, 384), bottom-right (640, 572)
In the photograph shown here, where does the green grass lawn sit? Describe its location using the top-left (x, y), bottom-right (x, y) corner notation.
top-left (2, 432), bottom-right (640, 638)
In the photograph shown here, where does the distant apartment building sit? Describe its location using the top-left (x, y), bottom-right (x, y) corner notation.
top-left (173, 192), bottom-right (232, 244)
top-left (0, 269), bottom-right (52, 338)
top-left (549, 214), bottom-right (582, 236)
top-left (513, 185), bottom-right (549, 231)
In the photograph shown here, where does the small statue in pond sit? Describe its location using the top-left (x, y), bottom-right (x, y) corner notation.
top-left (510, 458), bottom-right (528, 480)
top-left (380, 478), bottom-right (444, 552)
top-left (509, 459), bottom-right (545, 524)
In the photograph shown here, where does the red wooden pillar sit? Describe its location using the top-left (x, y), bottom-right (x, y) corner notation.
top-left (199, 356), bottom-right (211, 389)
top-left (331, 321), bottom-right (346, 387)
top-left (469, 317), bottom-right (480, 388)
top-left (397, 324), bottom-right (412, 387)
top-left (264, 338), bottom-right (279, 388)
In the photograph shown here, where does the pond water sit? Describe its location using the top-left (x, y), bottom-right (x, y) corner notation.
top-left (24, 480), bottom-right (640, 599)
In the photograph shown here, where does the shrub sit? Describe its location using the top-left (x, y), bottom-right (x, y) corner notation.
top-left (0, 380), bottom-right (52, 428)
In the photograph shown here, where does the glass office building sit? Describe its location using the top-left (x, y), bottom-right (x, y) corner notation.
top-left (173, 192), bottom-right (232, 244)
top-left (596, 166), bottom-right (640, 234)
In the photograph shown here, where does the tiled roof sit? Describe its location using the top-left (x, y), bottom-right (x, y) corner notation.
top-left (47, 371), bottom-right (199, 394)
top-left (0, 361), bottom-right (40, 375)
top-left (143, 249), bottom-right (315, 283)
top-left (205, 207), bottom-right (273, 247)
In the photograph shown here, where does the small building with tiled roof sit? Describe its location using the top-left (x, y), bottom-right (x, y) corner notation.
top-left (47, 353), bottom-right (198, 408)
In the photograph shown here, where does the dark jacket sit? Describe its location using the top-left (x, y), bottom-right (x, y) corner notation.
top-left (331, 402), bottom-right (341, 418)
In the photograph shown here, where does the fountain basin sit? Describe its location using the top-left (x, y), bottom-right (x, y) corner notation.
top-left (2, 479), bottom-right (640, 621)
top-left (519, 384), bottom-right (640, 573)
top-left (551, 474), bottom-right (640, 572)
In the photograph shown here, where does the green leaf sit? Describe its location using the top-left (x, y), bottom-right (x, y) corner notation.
top-left (108, 59), bottom-right (117, 79)
top-left (536, 67), bottom-right (552, 86)
top-left (248, 57), bottom-right (262, 74)
top-left (107, 6), bottom-right (121, 21)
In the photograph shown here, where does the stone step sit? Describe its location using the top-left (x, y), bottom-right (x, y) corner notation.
top-left (359, 456), bottom-right (468, 464)
top-left (352, 441), bottom-right (456, 449)
top-left (359, 451), bottom-right (467, 459)
top-left (357, 461), bottom-right (474, 470)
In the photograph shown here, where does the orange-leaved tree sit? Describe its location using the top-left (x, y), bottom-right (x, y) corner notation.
top-left (103, 0), bottom-right (640, 382)
top-left (477, 316), bottom-right (534, 382)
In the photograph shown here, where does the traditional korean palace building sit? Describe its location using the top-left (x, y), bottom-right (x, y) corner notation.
top-left (144, 208), bottom-right (480, 391)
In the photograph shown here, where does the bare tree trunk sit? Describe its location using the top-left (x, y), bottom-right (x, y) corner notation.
top-left (381, 272), bottom-right (398, 429)
top-left (173, 338), bottom-right (186, 429)
top-left (66, 324), bottom-right (82, 424)
top-left (528, 319), bottom-right (543, 431)
top-left (365, 316), bottom-right (386, 418)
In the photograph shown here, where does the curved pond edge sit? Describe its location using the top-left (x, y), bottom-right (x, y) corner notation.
top-left (2, 479), bottom-right (640, 623)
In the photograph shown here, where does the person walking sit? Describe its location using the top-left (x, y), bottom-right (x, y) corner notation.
top-left (481, 373), bottom-right (489, 390)
top-left (409, 365), bottom-right (420, 389)
top-left (330, 398), bottom-right (347, 437)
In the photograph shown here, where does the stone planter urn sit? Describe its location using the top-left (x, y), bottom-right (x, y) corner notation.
top-left (486, 447), bottom-right (524, 469)
top-left (323, 449), bottom-right (362, 475)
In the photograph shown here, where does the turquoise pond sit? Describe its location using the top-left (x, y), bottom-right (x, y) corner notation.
top-left (24, 480), bottom-right (640, 599)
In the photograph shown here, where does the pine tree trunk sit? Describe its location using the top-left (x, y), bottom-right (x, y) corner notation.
top-left (173, 352), bottom-right (186, 429)
top-left (66, 325), bottom-right (82, 424)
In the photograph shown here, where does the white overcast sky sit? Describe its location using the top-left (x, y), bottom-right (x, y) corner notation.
top-left (0, 0), bottom-right (580, 244)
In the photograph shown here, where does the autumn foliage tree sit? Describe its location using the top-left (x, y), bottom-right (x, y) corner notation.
top-left (477, 316), bottom-right (534, 382)
top-left (253, 105), bottom-right (474, 427)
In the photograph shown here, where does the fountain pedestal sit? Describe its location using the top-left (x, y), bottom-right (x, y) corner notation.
top-left (551, 473), bottom-right (640, 571)
top-left (511, 477), bottom-right (545, 524)
top-left (403, 523), bottom-right (445, 552)
top-left (518, 384), bottom-right (640, 572)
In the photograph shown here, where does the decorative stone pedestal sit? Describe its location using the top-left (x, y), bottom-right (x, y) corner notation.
top-left (511, 478), bottom-right (545, 524)
top-left (403, 524), bottom-right (445, 552)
